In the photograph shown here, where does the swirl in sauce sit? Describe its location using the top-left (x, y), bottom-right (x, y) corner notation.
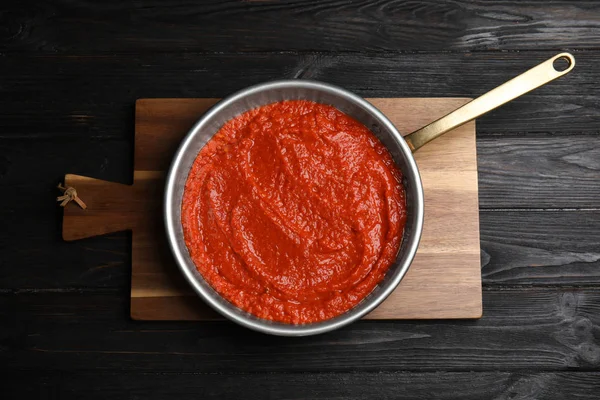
top-left (182, 100), bottom-right (406, 324)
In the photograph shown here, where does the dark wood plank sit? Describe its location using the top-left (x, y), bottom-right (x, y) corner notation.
top-left (481, 211), bottom-right (600, 285)
top-left (2, 1), bottom-right (600, 53)
top-left (1, 0), bottom-right (598, 392)
top-left (3, 288), bottom-right (600, 372)
top-left (0, 52), bottom-right (594, 139)
top-left (3, 211), bottom-right (599, 289)
top-left (2, 135), bottom-right (600, 289)
top-left (478, 135), bottom-right (600, 209)
top-left (4, 371), bottom-right (600, 400)
top-left (0, 228), bottom-right (129, 290)
top-left (0, 138), bottom-right (131, 185)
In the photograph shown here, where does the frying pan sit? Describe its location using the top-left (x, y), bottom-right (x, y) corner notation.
top-left (164, 53), bottom-right (575, 336)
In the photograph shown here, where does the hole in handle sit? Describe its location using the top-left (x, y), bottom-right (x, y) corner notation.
top-left (553, 56), bottom-right (572, 72)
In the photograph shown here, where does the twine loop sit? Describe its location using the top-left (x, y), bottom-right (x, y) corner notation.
top-left (57, 184), bottom-right (87, 209)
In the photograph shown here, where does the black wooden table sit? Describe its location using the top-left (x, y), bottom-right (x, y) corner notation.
top-left (2, 1), bottom-right (600, 398)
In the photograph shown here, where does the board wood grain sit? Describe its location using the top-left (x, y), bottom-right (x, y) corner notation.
top-left (62, 97), bottom-right (482, 321)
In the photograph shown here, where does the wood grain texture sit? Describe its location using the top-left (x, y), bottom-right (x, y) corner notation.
top-left (481, 211), bottom-right (600, 285)
top-left (0, 52), bottom-right (594, 140)
top-left (63, 97), bottom-right (482, 321)
top-left (5, 208), bottom-right (600, 291)
top-left (134, 98), bottom-right (219, 171)
top-left (478, 135), bottom-right (600, 208)
top-left (63, 172), bottom-right (164, 241)
top-left (3, 135), bottom-right (599, 210)
top-left (4, 371), bottom-right (600, 400)
top-left (3, 288), bottom-right (599, 372)
top-left (2, 0), bottom-right (600, 396)
top-left (2, 143), bottom-right (599, 291)
top-left (2, 1), bottom-right (600, 53)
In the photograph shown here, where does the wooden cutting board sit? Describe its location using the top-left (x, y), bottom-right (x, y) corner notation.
top-left (62, 98), bottom-right (482, 321)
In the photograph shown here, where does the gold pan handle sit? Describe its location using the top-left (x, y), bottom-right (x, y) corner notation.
top-left (404, 53), bottom-right (575, 152)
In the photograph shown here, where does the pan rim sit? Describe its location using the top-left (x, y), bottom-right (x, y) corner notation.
top-left (164, 79), bottom-right (424, 336)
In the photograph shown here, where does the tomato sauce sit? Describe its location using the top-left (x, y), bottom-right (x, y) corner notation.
top-left (182, 100), bottom-right (406, 324)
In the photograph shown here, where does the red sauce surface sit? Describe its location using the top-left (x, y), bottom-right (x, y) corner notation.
top-left (182, 100), bottom-right (406, 324)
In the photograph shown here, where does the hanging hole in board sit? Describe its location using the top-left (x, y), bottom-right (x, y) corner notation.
top-left (553, 56), bottom-right (571, 72)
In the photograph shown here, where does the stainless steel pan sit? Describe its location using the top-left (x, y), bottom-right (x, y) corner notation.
top-left (165, 53), bottom-right (574, 336)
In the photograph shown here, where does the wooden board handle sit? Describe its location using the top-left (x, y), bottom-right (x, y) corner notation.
top-left (62, 174), bottom-right (137, 241)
